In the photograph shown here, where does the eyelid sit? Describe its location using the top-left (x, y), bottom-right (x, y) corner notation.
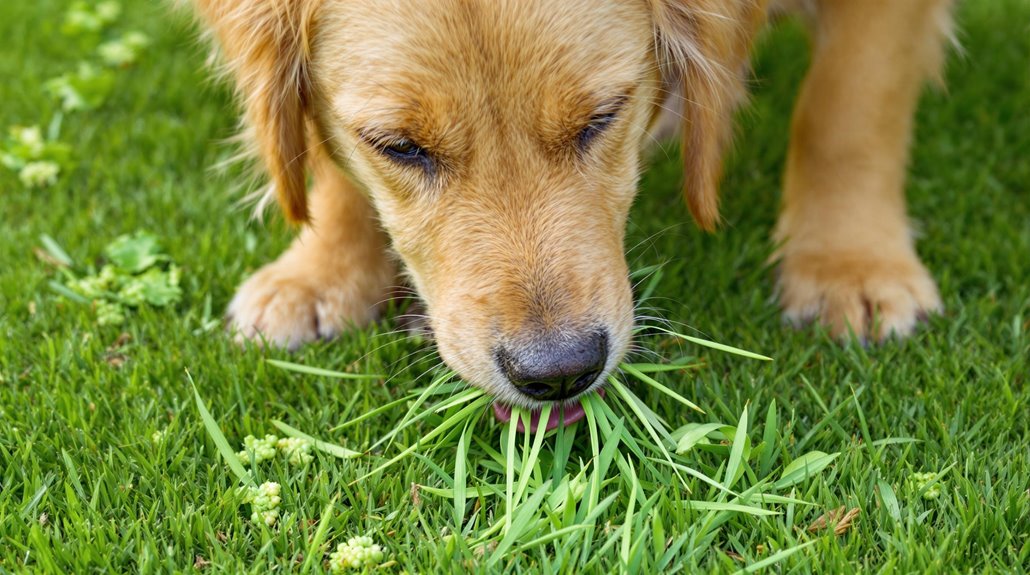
top-left (592, 95), bottom-right (629, 120)
top-left (575, 95), bottom-right (629, 151)
top-left (359, 129), bottom-right (437, 175)
top-left (359, 129), bottom-right (406, 150)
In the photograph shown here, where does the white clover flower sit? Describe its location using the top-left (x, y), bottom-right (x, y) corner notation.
top-left (908, 471), bottom-right (942, 500)
top-left (276, 437), bottom-right (314, 466)
top-left (151, 429), bottom-right (167, 444)
top-left (237, 434), bottom-right (279, 465)
top-left (18, 161), bottom-right (60, 188)
top-left (241, 481), bottom-right (282, 526)
top-left (329, 536), bottom-right (386, 572)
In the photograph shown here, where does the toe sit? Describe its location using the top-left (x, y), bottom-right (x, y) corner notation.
top-left (777, 254), bottom-right (942, 344)
top-left (227, 270), bottom-right (321, 350)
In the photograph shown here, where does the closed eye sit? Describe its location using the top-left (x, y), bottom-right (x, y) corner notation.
top-left (381, 138), bottom-right (428, 165)
top-left (575, 97), bottom-right (627, 153)
top-left (576, 112), bottom-right (618, 150)
top-left (362, 132), bottom-right (434, 172)
top-left (382, 138), bottom-right (424, 162)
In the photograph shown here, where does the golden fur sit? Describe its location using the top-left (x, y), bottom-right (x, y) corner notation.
top-left (191, 0), bottom-right (953, 403)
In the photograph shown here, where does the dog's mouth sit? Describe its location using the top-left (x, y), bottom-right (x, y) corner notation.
top-left (491, 388), bottom-right (606, 433)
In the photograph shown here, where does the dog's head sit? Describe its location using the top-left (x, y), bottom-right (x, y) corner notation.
top-left (195, 0), bottom-right (763, 409)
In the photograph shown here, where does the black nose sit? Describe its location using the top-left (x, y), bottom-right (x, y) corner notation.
top-left (496, 330), bottom-right (608, 401)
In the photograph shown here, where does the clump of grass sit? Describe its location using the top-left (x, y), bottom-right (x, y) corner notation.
top-left (231, 332), bottom-right (837, 571)
top-left (188, 264), bottom-right (842, 568)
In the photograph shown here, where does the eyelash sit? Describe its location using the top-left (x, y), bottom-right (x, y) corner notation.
top-left (576, 111), bottom-right (619, 151)
top-left (372, 137), bottom-right (433, 171)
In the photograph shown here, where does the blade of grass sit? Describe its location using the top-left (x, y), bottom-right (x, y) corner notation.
top-left (48, 280), bottom-right (90, 304)
top-left (595, 417), bottom-right (626, 484)
top-left (512, 524), bottom-right (592, 554)
top-left (648, 326), bottom-right (772, 361)
top-left (637, 265), bottom-right (664, 303)
top-left (300, 495), bottom-right (338, 575)
top-left (608, 378), bottom-right (685, 487)
top-left (579, 394), bottom-right (603, 567)
top-left (742, 492), bottom-right (816, 506)
top-left (453, 421), bottom-right (471, 529)
top-left (732, 539), bottom-right (818, 574)
top-left (758, 400), bottom-right (778, 479)
top-left (504, 407), bottom-right (520, 534)
top-left (60, 450), bottom-right (85, 502)
top-left (620, 459), bottom-right (639, 567)
top-left (353, 395), bottom-right (492, 483)
top-left (514, 403), bottom-right (551, 505)
top-left (621, 363), bottom-right (705, 413)
top-left (265, 358), bottom-right (384, 380)
top-left (488, 480), bottom-right (553, 567)
top-left (19, 476), bottom-right (53, 520)
top-left (675, 422), bottom-right (725, 454)
top-left (551, 416), bottom-right (575, 486)
top-left (370, 371), bottom-right (461, 450)
top-left (647, 457), bottom-right (735, 498)
top-left (39, 234), bottom-right (73, 267)
top-left (682, 500), bottom-right (779, 516)
top-left (774, 451), bottom-right (839, 490)
top-left (188, 370), bottom-right (251, 485)
top-left (621, 362), bottom-right (704, 373)
top-left (724, 405), bottom-right (749, 490)
top-left (877, 479), bottom-right (902, 522)
top-left (329, 392), bottom-right (418, 432)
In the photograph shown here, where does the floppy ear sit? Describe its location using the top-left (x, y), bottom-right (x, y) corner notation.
top-left (191, 0), bottom-right (319, 223)
top-left (649, 0), bottom-right (766, 231)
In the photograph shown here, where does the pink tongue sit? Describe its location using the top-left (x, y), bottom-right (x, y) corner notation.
top-left (492, 388), bottom-right (605, 433)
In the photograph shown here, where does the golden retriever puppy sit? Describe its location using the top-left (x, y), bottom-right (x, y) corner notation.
top-left (191, 0), bottom-right (952, 415)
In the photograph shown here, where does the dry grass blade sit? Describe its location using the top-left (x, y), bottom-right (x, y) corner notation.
top-left (806, 506), bottom-right (861, 536)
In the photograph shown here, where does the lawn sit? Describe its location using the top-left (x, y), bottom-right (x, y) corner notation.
top-left (1, 1), bottom-right (1028, 573)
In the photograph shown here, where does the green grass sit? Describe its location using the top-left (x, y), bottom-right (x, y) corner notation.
top-left (1, 0), bottom-right (1028, 572)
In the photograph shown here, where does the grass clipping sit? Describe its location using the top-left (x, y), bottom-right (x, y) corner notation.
top-left (229, 329), bottom-right (838, 571)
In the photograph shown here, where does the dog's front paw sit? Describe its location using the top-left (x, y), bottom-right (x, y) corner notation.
top-left (227, 259), bottom-right (385, 350)
top-left (777, 251), bottom-right (942, 342)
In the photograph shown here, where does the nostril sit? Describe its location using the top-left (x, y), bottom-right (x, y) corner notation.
top-left (569, 370), bottom-right (600, 395)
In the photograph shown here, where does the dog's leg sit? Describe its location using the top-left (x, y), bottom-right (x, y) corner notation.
top-left (228, 150), bottom-right (395, 349)
top-left (774, 0), bottom-right (951, 341)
